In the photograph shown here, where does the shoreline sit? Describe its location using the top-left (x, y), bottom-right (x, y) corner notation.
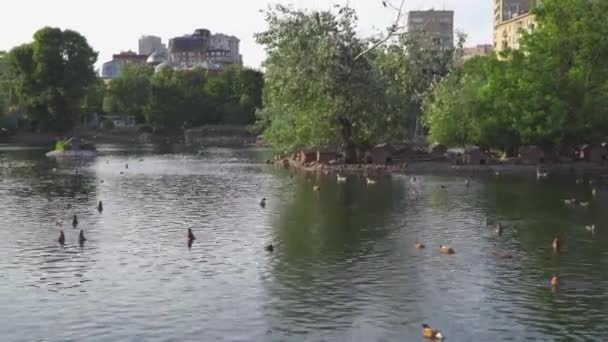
top-left (2, 126), bottom-right (259, 148)
top-left (275, 158), bottom-right (608, 178)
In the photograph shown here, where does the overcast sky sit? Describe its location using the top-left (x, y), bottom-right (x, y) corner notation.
top-left (0, 0), bottom-right (492, 69)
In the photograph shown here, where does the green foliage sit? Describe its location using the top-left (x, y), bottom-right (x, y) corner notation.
top-left (54, 137), bottom-right (95, 151)
top-left (104, 64), bottom-right (263, 130)
top-left (82, 78), bottom-right (106, 114)
top-left (424, 0), bottom-right (608, 149)
top-left (256, 6), bottom-right (387, 153)
top-left (54, 138), bottom-right (72, 152)
top-left (146, 68), bottom-right (212, 129)
top-left (205, 66), bottom-right (264, 125)
top-left (0, 51), bottom-right (12, 114)
top-left (107, 64), bottom-right (153, 123)
top-left (8, 27), bottom-right (98, 132)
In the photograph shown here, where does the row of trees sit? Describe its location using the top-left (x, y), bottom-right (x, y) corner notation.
top-left (424, 0), bottom-right (608, 150)
top-left (0, 27), bottom-right (263, 133)
top-left (105, 64), bottom-right (263, 130)
top-left (255, 4), bottom-right (460, 159)
top-left (256, 0), bottom-right (608, 157)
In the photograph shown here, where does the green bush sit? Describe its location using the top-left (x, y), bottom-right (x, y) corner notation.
top-left (54, 138), bottom-right (72, 152)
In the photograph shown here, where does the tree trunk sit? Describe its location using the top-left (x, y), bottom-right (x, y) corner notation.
top-left (339, 116), bottom-right (357, 163)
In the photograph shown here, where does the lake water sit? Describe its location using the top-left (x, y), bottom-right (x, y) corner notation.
top-left (1, 144), bottom-right (607, 341)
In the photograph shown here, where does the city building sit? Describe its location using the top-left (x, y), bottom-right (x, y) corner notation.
top-left (138, 35), bottom-right (167, 56)
top-left (461, 44), bottom-right (494, 62)
top-left (101, 51), bottom-right (148, 79)
top-left (493, 0), bottom-right (541, 52)
top-left (167, 28), bottom-right (242, 71)
top-left (407, 10), bottom-right (454, 51)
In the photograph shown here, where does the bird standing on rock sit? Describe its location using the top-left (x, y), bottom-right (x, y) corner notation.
top-left (72, 215), bottom-right (78, 228)
top-left (97, 201), bottom-right (103, 213)
top-left (260, 198), bottom-right (266, 208)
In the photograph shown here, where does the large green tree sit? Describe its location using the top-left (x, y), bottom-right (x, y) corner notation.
top-left (256, 5), bottom-right (392, 160)
top-left (9, 27), bottom-right (97, 132)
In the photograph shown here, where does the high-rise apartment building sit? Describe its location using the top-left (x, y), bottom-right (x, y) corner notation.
top-left (493, 0), bottom-right (541, 52)
top-left (408, 10), bottom-right (454, 51)
top-left (138, 35), bottom-right (167, 56)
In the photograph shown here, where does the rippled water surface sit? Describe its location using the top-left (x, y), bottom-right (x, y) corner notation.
top-left (1, 144), bottom-right (608, 341)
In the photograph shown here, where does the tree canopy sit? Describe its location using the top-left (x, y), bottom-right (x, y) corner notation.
top-left (8, 27), bottom-right (98, 132)
top-left (255, 5), bottom-right (458, 157)
top-left (105, 64), bottom-right (264, 130)
top-left (424, 0), bottom-right (608, 150)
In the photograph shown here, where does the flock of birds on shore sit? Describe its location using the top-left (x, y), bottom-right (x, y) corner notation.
top-left (49, 160), bottom-right (604, 341)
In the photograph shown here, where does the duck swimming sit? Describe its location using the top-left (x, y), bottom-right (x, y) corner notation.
top-left (58, 230), bottom-right (65, 245)
top-left (415, 243), bottom-right (426, 249)
top-left (366, 177), bottom-right (377, 185)
top-left (552, 237), bottom-right (561, 252)
top-left (551, 274), bottom-right (560, 288)
top-left (72, 215), bottom-right (78, 228)
top-left (536, 168), bottom-right (549, 179)
top-left (585, 224), bottom-right (596, 234)
top-left (337, 174), bottom-right (347, 183)
top-left (439, 245), bottom-right (455, 255)
top-left (495, 223), bottom-right (504, 236)
top-left (260, 198), bottom-right (267, 208)
top-left (422, 324), bottom-right (444, 340)
top-left (313, 185), bottom-right (321, 192)
top-left (79, 230), bottom-right (87, 245)
top-left (265, 244), bottom-right (274, 252)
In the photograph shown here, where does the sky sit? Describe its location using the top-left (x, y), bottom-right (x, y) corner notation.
top-left (0, 0), bottom-right (492, 70)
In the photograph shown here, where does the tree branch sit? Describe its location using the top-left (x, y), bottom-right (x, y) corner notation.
top-left (353, 0), bottom-right (406, 61)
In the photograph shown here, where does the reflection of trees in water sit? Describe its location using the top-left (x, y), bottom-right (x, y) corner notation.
top-left (475, 177), bottom-right (608, 339)
top-left (262, 174), bottom-right (406, 332)
top-left (3, 150), bottom-right (98, 199)
top-left (1, 150), bottom-right (100, 292)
